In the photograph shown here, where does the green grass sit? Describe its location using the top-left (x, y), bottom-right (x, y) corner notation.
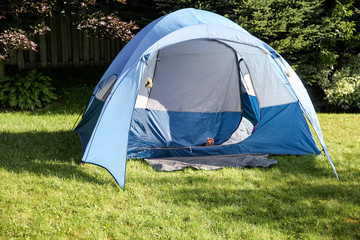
top-left (0, 73), bottom-right (359, 239)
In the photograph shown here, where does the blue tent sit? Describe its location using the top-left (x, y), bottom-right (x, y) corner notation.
top-left (75, 8), bottom-right (338, 189)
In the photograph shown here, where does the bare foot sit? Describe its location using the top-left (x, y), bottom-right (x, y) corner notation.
top-left (206, 137), bottom-right (214, 146)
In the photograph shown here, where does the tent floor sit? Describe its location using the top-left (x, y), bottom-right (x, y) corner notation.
top-left (144, 154), bottom-right (277, 172)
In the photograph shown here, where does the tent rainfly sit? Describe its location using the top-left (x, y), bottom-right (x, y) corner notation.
top-left (74, 8), bottom-right (339, 189)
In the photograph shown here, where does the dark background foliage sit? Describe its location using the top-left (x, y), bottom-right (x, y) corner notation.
top-left (0, 0), bottom-right (359, 110)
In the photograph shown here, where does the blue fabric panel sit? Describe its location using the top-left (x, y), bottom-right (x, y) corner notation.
top-left (127, 109), bottom-right (242, 158)
top-left (82, 62), bottom-right (144, 189)
top-left (74, 98), bottom-right (104, 153)
top-left (130, 102), bottom-right (320, 159)
top-left (85, 9), bottom-right (252, 115)
top-left (249, 95), bottom-right (260, 123)
top-left (100, 8), bottom-right (247, 86)
top-left (168, 111), bottom-right (241, 147)
top-left (242, 93), bottom-right (259, 125)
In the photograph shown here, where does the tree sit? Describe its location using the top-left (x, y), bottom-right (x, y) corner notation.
top-left (50, 0), bottom-right (138, 41)
top-left (0, 0), bottom-right (138, 77)
top-left (0, 0), bottom-right (51, 76)
top-left (232, 0), bottom-right (326, 80)
top-left (154, 0), bottom-right (360, 110)
top-left (153, 0), bottom-right (329, 80)
top-left (231, 0), bottom-right (360, 110)
top-left (153, 0), bottom-right (238, 17)
top-left (317, 0), bottom-right (360, 110)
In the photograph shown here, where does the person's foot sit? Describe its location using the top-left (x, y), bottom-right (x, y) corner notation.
top-left (206, 137), bottom-right (214, 146)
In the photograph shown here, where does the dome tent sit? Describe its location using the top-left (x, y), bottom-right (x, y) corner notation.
top-left (74, 8), bottom-right (338, 189)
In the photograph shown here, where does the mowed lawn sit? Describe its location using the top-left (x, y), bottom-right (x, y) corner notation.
top-left (0, 76), bottom-right (359, 239)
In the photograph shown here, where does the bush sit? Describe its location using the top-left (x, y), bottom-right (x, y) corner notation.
top-left (318, 54), bottom-right (360, 110)
top-left (153, 0), bottom-right (360, 111)
top-left (0, 69), bottom-right (57, 110)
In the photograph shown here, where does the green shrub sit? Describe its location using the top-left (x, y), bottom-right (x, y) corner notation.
top-left (318, 54), bottom-right (360, 110)
top-left (0, 69), bottom-right (57, 110)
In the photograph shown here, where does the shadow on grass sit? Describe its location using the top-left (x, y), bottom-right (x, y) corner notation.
top-left (131, 160), bottom-right (359, 238)
top-left (167, 181), bottom-right (359, 237)
top-left (273, 154), bottom-right (336, 178)
top-left (0, 130), bottom-right (111, 185)
top-left (128, 155), bottom-right (359, 237)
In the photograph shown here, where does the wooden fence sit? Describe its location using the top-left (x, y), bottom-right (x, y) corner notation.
top-left (5, 14), bottom-right (125, 70)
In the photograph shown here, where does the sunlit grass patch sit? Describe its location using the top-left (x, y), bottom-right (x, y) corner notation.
top-left (1, 80), bottom-right (359, 239)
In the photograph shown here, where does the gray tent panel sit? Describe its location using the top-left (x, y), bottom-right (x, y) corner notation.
top-left (143, 40), bottom-right (241, 113)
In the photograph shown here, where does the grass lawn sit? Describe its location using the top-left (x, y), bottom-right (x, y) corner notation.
top-left (0, 69), bottom-right (359, 239)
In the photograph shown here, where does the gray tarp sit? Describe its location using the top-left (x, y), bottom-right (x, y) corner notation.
top-left (144, 154), bottom-right (277, 171)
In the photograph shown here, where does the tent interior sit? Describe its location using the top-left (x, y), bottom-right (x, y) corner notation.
top-left (123, 39), bottom-right (297, 157)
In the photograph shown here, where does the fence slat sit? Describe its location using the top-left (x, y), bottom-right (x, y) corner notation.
top-left (50, 16), bottom-right (58, 67)
top-left (110, 39), bottom-right (115, 60)
top-left (61, 15), bottom-right (69, 66)
top-left (29, 50), bottom-right (36, 68)
top-left (83, 31), bottom-right (90, 65)
top-left (73, 25), bottom-right (80, 67)
top-left (5, 13), bottom-right (123, 70)
top-left (9, 53), bottom-right (17, 65)
top-left (104, 39), bottom-right (111, 65)
top-left (100, 39), bottom-right (105, 65)
top-left (115, 38), bottom-right (121, 55)
top-left (17, 50), bottom-right (25, 70)
top-left (94, 37), bottom-right (100, 65)
top-left (39, 34), bottom-right (47, 68)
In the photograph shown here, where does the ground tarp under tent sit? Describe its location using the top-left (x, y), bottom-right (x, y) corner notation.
top-left (144, 154), bottom-right (278, 172)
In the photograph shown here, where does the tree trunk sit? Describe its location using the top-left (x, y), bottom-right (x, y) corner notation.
top-left (0, 58), bottom-right (4, 77)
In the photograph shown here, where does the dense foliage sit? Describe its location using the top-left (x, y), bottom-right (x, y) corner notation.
top-left (0, 0), bottom-right (138, 106)
top-left (0, 0), bottom-right (359, 110)
top-left (0, 69), bottom-right (57, 110)
top-left (0, 0), bottom-right (137, 60)
top-left (51, 0), bottom-right (138, 41)
top-left (318, 54), bottom-right (360, 110)
top-left (154, 0), bottom-right (360, 110)
top-left (0, 1), bottom-right (50, 59)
